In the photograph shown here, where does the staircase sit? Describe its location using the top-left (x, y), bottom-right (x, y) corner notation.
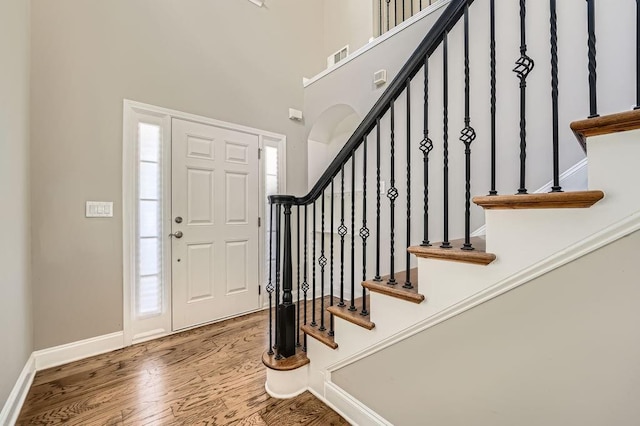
top-left (262, 0), bottom-right (640, 424)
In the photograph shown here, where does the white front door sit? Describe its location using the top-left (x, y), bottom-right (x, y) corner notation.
top-left (171, 118), bottom-right (260, 330)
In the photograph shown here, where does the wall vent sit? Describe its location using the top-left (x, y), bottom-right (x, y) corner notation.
top-left (373, 69), bottom-right (387, 86)
top-left (327, 45), bottom-right (350, 68)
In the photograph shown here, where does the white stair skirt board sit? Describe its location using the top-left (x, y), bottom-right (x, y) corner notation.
top-left (264, 365), bottom-right (309, 399)
top-left (0, 355), bottom-right (36, 426)
top-left (471, 157), bottom-right (589, 237)
top-left (33, 331), bottom-right (125, 371)
top-left (296, 130), bottom-right (640, 413)
top-left (320, 382), bottom-right (392, 426)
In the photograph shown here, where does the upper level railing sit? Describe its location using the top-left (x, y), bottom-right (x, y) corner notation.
top-left (376, 0), bottom-right (441, 36)
top-left (265, 0), bottom-right (640, 360)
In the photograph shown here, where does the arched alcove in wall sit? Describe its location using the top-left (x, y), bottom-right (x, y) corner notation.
top-left (307, 104), bottom-right (360, 191)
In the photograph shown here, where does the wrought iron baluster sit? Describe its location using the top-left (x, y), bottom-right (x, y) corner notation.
top-left (388, 101), bottom-right (399, 282)
top-left (267, 203), bottom-right (274, 355)
top-left (350, 152), bottom-right (357, 311)
top-left (395, 0), bottom-right (398, 27)
top-left (489, 0), bottom-right (498, 196)
top-left (460, 3), bottom-right (476, 251)
top-left (587, 0), bottom-right (598, 118)
top-left (441, 32), bottom-right (452, 249)
top-left (550, 0), bottom-right (562, 193)
top-left (329, 179), bottom-right (335, 337)
top-left (513, 0), bottom-right (535, 194)
top-left (405, 79), bottom-right (414, 288)
top-left (360, 137), bottom-right (370, 315)
top-left (338, 165), bottom-right (347, 306)
top-left (379, 0), bottom-right (383, 36)
top-left (421, 55), bottom-right (433, 247)
top-left (311, 201), bottom-right (317, 327)
top-left (296, 205), bottom-right (301, 347)
top-left (374, 118), bottom-right (382, 281)
top-left (302, 205), bottom-right (308, 351)
top-left (319, 190), bottom-right (327, 332)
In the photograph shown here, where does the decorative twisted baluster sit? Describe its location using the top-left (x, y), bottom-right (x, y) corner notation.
top-left (489, 0), bottom-right (498, 196)
top-left (513, 0), bottom-right (535, 194)
top-left (302, 205), bottom-right (309, 351)
top-left (441, 32), bottom-right (452, 249)
top-left (360, 137), bottom-right (370, 315)
top-left (338, 165), bottom-right (347, 307)
top-left (550, 0), bottom-right (562, 193)
top-left (329, 179), bottom-right (335, 336)
top-left (388, 101), bottom-right (399, 283)
top-left (374, 118), bottom-right (382, 281)
top-left (267, 203), bottom-right (274, 355)
top-left (350, 152), bottom-right (357, 311)
top-left (311, 201), bottom-right (317, 327)
top-left (587, 0), bottom-right (598, 118)
top-left (319, 190), bottom-right (326, 331)
top-left (404, 79), bottom-right (414, 289)
top-left (421, 55), bottom-right (434, 247)
top-left (460, 3), bottom-right (476, 251)
top-left (296, 205), bottom-right (301, 347)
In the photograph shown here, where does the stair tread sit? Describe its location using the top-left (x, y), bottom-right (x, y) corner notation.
top-left (408, 237), bottom-right (496, 266)
top-left (301, 324), bottom-right (338, 349)
top-left (327, 296), bottom-right (375, 330)
top-left (473, 190), bottom-right (604, 210)
top-left (300, 296), bottom-right (340, 349)
top-left (262, 347), bottom-right (309, 371)
top-left (570, 109), bottom-right (640, 151)
top-left (363, 269), bottom-right (425, 304)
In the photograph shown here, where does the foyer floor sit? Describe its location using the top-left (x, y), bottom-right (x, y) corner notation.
top-left (17, 310), bottom-right (349, 425)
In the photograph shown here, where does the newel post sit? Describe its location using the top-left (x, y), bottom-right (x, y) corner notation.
top-left (277, 203), bottom-right (296, 358)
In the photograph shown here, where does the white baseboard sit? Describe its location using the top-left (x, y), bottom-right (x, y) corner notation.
top-left (310, 383), bottom-right (392, 426)
top-left (0, 354), bottom-right (35, 426)
top-left (33, 331), bottom-right (125, 371)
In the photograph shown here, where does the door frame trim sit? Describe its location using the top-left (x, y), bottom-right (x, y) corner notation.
top-left (122, 99), bottom-right (286, 346)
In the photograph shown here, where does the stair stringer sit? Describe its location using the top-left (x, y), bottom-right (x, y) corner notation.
top-left (297, 129), bottom-right (640, 425)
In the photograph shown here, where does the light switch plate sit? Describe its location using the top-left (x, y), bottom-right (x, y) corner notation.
top-left (86, 201), bottom-right (113, 218)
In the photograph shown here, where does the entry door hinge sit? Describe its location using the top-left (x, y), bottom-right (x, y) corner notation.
top-left (258, 285), bottom-right (262, 295)
top-left (258, 217), bottom-right (261, 227)
top-left (258, 148), bottom-right (262, 159)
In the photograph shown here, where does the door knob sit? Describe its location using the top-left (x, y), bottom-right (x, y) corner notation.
top-left (169, 231), bottom-right (183, 239)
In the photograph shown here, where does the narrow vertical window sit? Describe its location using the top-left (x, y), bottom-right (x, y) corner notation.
top-left (137, 122), bottom-right (163, 316)
top-left (265, 146), bottom-right (279, 282)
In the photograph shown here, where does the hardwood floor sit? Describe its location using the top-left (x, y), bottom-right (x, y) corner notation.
top-left (17, 310), bottom-right (350, 425)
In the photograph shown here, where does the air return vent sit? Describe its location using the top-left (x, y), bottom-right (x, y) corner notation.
top-left (327, 45), bottom-right (349, 68)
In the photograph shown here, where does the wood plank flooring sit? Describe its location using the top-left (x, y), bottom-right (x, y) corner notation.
top-left (17, 310), bottom-right (350, 425)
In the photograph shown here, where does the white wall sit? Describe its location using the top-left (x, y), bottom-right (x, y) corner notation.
top-left (333, 230), bottom-right (640, 426)
top-left (0, 0), bottom-right (32, 404)
top-left (29, 0), bottom-right (325, 349)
